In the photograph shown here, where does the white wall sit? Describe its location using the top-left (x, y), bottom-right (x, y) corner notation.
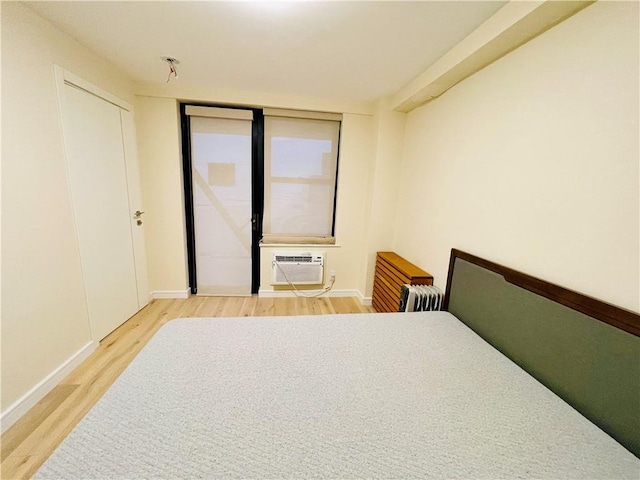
top-left (392, 1), bottom-right (639, 312)
top-left (134, 96), bottom-right (189, 296)
top-left (1, 3), bottom-right (135, 410)
top-left (360, 99), bottom-right (406, 298)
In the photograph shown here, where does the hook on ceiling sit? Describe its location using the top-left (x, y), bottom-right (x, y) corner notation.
top-left (161, 56), bottom-right (179, 83)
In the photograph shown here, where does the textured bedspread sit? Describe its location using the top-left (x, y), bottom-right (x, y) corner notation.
top-left (35, 312), bottom-right (639, 479)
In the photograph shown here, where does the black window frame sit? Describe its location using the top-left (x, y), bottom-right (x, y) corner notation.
top-left (180, 102), bottom-right (340, 295)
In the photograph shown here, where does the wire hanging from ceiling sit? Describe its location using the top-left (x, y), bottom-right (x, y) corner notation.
top-left (161, 56), bottom-right (179, 83)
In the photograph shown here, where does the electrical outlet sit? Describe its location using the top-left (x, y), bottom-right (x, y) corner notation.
top-left (329, 270), bottom-right (336, 280)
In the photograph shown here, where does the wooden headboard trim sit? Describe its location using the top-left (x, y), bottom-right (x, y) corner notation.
top-left (443, 249), bottom-right (640, 337)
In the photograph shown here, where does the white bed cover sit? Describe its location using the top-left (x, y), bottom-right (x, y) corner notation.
top-left (35, 312), bottom-right (639, 479)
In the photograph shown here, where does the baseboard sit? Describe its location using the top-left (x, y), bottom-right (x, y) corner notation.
top-left (1, 340), bottom-right (97, 433)
top-left (357, 290), bottom-right (372, 306)
top-left (150, 289), bottom-right (191, 299)
top-left (258, 288), bottom-right (362, 299)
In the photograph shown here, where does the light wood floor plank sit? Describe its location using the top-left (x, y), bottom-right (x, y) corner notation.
top-left (186, 295), bottom-right (208, 317)
top-left (273, 297), bottom-right (290, 316)
top-left (1, 295), bottom-right (374, 479)
top-left (254, 297), bottom-right (275, 316)
top-left (221, 297), bottom-right (245, 317)
top-left (1, 385), bottom-right (78, 461)
top-left (1, 454), bottom-right (45, 480)
top-left (238, 296), bottom-right (257, 317)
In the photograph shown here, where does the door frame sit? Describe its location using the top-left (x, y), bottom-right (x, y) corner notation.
top-left (180, 103), bottom-right (263, 295)
top-left (54, 65), bottom-right (149, 339)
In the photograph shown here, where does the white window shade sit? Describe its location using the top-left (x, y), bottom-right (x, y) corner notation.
top-left (263, 115), bottom-right (340, 240)
top-left (189, 112), bottom-right (253, 295)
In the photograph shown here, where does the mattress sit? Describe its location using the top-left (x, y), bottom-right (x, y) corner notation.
top-left (35, 312), bottom-right (639, 479)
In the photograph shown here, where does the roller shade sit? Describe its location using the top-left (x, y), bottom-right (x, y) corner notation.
top-left (186, 105), bottom-right (253, 121)
top-left (263, 114), bottom-right (340, 239)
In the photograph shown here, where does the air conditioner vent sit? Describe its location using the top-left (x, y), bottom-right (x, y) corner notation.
top-left (271, 253), bottom-right (324, 285)
top-left (275, 255), bottom-right (315, 263)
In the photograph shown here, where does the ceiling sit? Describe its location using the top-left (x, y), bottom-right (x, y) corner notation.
top-left (26, 1), bottom-right (507, 105)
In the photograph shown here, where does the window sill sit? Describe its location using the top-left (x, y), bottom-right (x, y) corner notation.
top-left (260, 235), bottom-right (336, 245)
top-left (259, 243), bottom-right (342, 248)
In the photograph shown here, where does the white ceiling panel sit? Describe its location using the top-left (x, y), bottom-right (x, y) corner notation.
top-left (25, 1), bottom-right (507, 103)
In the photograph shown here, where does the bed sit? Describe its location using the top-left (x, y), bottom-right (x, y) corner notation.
top-left (35, 249), bottom-right (640, 479)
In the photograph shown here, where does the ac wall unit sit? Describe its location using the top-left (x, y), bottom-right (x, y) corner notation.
top-left (271, 253), bottom-right (324, 285)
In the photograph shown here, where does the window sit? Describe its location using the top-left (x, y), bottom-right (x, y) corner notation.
top-left (181, 105), bottom-right (342, 294)
top-left (262, 109), bottom-right (341, 244)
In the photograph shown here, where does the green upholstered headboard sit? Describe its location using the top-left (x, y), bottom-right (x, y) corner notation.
top-left (443, 249), bottom-right (640, 457)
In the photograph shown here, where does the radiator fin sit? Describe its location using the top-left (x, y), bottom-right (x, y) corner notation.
top-left (399, 285), bottom-right (443, 312)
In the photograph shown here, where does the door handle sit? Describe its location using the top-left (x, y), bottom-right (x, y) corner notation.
top-left (251, 213), bottom-right (261, 232)
top-left (133, 210), bottom-right (145, 218)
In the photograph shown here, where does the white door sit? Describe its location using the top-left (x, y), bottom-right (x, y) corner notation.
top-left (189, 110), bottom-right (253, 296)
top-left (60, 79), bottom-right (144, 340)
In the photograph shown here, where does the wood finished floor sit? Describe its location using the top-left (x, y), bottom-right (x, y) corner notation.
top-left (1, 296), bottom-right (375, 479)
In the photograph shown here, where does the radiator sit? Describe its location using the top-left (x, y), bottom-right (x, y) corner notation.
top-left (399, 284), bottom-right (443, 312)
top-left (271, 253), bottom-right (324, 285)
